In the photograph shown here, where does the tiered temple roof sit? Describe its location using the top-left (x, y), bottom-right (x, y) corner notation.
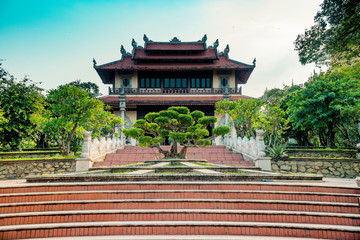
top-left (94, 35), bottom-right (255, 85)
top-left (100, 95), bottom-right (250, 108)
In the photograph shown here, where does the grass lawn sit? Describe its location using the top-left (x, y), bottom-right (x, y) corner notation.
top-left (0, 155), bottom-right (79, 161)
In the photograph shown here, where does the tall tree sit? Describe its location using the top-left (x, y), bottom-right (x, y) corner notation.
top-left (286, 71), bottom-right (360, 148)
top-left (294, 0), bottom-right (360, 65)
top-left (67, 80), bottom-right (100, 98)
top-left (36, 85), bottom-right (122, 155)
top-left (0, 63), bottom-right (44, 150)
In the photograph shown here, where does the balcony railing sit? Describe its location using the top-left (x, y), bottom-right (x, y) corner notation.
top-left (109, 87), bottom-right (242, 95)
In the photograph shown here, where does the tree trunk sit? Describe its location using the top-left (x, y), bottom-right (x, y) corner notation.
top-left (64, 124), bottom-right (78, 155)
top-left (179, 146), bottom-right (188, 159)
top-left (247, 119), bottom-right (256, 139)
top-left (170, 141), bottom-right (178, 157)
top-left (326, 123), bottom-right (336, 148)
top-left (318, 128), bottom-right (327, 147)
top-left (233, 122), bottom-right (245, 137)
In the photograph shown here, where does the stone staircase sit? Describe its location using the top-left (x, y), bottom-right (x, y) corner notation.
top-left (0, 182), bottom-right (359, 239)
top-left (95, 145), bottom-right (253, 167)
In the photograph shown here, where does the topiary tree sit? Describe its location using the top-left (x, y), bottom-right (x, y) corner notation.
top-left (123, 106), bottom-right (230, 159)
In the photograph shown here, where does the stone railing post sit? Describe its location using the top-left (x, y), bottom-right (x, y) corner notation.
top-left (256, 129), bottom-right (266, 157)
top-left (79, 131), bottom-right (92, 158)
top-left (76, 133), bottom-right (124, 172)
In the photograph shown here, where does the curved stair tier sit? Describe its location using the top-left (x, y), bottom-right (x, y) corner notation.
top-left (95, 145), bottom-right (253, 167)
top-left (0, 182), bottom-right (359, 239)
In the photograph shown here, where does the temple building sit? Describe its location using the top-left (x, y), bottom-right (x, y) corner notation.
top-left (94, 35), bottom-right (255, 141)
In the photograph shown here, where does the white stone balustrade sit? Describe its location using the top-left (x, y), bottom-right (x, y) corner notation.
top-left (223, 127), bottom-right (272, 171)
top-left (76, 131), bottom-right (123, 171)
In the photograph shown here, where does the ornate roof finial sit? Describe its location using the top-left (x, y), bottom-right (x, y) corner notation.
top-left (120, 45), bottom-right (126, 55)
top-left (213, 39), bottom-right (219, 48)
top-left (120, 45), bottom-right (131, 57)
top-left (92, 58), bottom-right (97, 67)
top-left (208, 39), bottom-right (219, 49)
top-left (202, 34), bottom-right (207, 42)
top-left (252, 57), bottom-right (256, 67)
top-left (143, 34), bottom-right (150, 43)
top-left (224, 44), bottom-right (230, 56)
top-left (170, 37), bottom-right (181, 43)
top-left (131, 38), bottom-right (137, 48)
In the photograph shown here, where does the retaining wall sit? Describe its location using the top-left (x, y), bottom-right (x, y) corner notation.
top-left (0, 159), bottom-right (76, 179)
top-left (287, 149), bottom-right (356, 159)
top-left (271, 158), bottom-right (360, 178)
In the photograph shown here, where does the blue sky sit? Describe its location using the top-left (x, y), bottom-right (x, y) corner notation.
top-left (0, 0), bottom-right (322, 97)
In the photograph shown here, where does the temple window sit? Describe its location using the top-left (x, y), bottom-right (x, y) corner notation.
top-left (191, 78), bottom-right (211, 88)
top-left (140, 78), bottom-right (160, 88)
top-left (123, 78), bottom-right (130, 87)
top-left (221, 78), bottom-right (228, 87)
top-left (140, 75), bottom-right (211, 89)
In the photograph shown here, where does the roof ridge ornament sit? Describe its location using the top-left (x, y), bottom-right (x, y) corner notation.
top-left (198, 34), bottom-right (207, 44)
top-left (208, 39), bottom-right (219, 49)
top-left (224, 44), bottom-right (230, 56)
top-left (143, 34), bottom-right (152, 43)
top-left (253, 57), bottom-right (256, 67)
top-left (120, 45), bottom-right (131, 57)
top-left (92, 58), bottom-right (97, 67)
top-left (131, 39), bottom-right (137, 48)
top-left (201, 34), bottom-right (207, 48)
top-left (213, 39), bottom-right (219, 48)
top-left (219, 44), bottom-right (230, 57)
top-left (170, 37), bottom-right (181, 43)
top-left (202, 34), bottom-right (207, 42)
top-left (132, 38), bottom-right (143, 49)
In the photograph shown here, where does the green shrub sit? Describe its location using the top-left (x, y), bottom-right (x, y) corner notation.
top-left (266, 143), bottom-right (288, 158)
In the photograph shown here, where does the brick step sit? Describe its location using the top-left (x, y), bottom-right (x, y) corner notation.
top-left (0, 221), bottom-right (359, 239)
top-left (113, 152), bottom-right (242, 155)
top-left (105, 154), bottom-right (245, 158)
top-left (103, 145), bottom-right (250, 166)
top-left (1, 183), bottom-right (359, 194)
top-left (1, 190), bottom-right (358, 204)
top-left (1, 209), bottom-right (359, 226)
top-left (107, 154), bottom-right (244, 157)
top-left (96, 162), bottom-right (253, 167)
top-left (6, 236), bottom-right (322, 240)
top-left (1, 199), bottom-right (358, 214)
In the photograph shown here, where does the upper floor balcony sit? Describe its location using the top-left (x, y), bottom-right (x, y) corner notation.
top-left (109, 87), bottom-right (242, 95)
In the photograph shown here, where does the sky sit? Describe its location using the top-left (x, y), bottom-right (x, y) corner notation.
top-left (0, 0), bottom-right (323, 98)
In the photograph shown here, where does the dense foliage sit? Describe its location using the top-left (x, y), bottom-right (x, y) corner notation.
top-left (294, 0), bottom-right (360, 65)
top-left (260, 61), bottom-right (360, 148)
top-left (215, 98), bottom-right (287, 147)
top-left (286, 71), bottom-right (360, 148)
top-left (215, 99), bottom-right (263, 139)
top-left (123, 106), bottom-right (230, 159)
top-left (0, 63), bottom-right (44, 150)
top-left (66, 80), bottom-right (100, 98)
top-left (33, 85), bottom-right (122, 155)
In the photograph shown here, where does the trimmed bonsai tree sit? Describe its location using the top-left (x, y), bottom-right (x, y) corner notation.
top-left (122, 106), bottom-right (230, 159)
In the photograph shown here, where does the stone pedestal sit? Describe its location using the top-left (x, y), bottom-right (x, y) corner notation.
top-left (76, 158), bottom-right (93, 172)
top-left (356, 177), bottom-right (360, 187)
top-left (254, 157), bottom-right (272, 171)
